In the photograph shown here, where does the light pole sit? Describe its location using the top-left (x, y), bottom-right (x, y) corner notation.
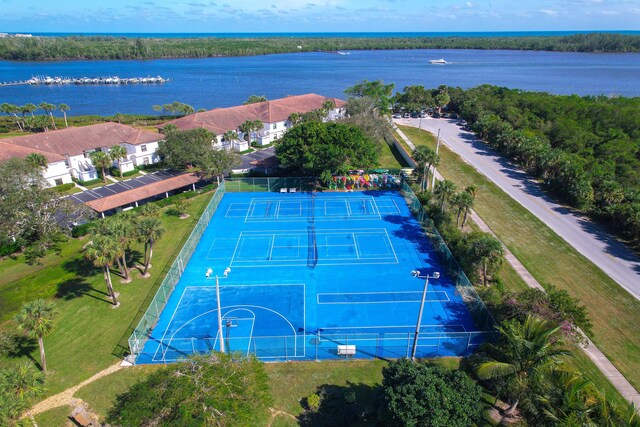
top-left (431, 128), bottom-right (441, 190)
top-left (410, 270), bottom-right (440, 361)
top-left (207, 267), bottom-right (231, 353)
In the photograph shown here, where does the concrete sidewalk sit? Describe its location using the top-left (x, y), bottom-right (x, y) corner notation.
top-left (396, 125), bottom-right (640, 407)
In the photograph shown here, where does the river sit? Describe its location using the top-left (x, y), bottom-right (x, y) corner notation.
top-left (1, 49), bottom-right (639, 116)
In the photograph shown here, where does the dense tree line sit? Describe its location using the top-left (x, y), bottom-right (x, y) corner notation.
top-left (1, 33), bottom-right (639, 61)
top-left (395, 84), bottom-right (640, 245)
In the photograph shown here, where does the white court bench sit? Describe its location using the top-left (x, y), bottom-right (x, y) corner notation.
top-left (280, 188), bottom-right (287, 193)
top-left (337, 344), bottom-right (356, 356)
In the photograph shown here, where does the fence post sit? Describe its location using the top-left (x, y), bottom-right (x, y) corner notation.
top-left (466, 333), bottom-right (472, 354)
top-left (406, 333), bottom-right (411, 358)
top-left (267, 177), bottom-right (271, 192)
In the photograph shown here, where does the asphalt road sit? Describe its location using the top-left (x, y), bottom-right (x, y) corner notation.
top-left (395, 117), bottom-right (640, 300)
top-left (236, 146), bottom-right (277, 172)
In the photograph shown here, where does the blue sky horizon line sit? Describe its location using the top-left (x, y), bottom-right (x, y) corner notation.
top-left (1, 0), bottom-right (639, 33)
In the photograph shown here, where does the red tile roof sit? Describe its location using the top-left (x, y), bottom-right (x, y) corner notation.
top-left (0, 123), bottom-right (161, 159)
top-left (0, 140), bottom-right (65, 163)
top-left (85, 173), bottom-right (200, 213)
top-left (163, 93), bottom-right (346, 135)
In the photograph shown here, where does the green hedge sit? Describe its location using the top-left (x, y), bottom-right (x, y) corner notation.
top-left (109, 166), bottom-right (139, 177)
top-left (0, 242), bottom-right (20, 257)
top-left (53, 183), bottom-right (76, 193)
top-left (76, 178), bottom-right (101, 186)
top-left (71, 222), bottom-right (96, 238)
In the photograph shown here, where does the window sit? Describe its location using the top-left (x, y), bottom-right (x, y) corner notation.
top-left (140, 145), bottom-right (148, 152)
top-left (54, 178), bottom-right (63, 186)
top-left (64, 159), bottom-right (70, 168)
top-left (272, 123), bottom-right (277, 130)
top-left (143, 157), bottom-right (150, 165)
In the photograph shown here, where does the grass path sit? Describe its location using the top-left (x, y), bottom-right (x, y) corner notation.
top-left (27, 363), bottom-right (122, 417)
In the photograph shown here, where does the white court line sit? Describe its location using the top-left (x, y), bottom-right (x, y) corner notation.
top-left (222, 308), bottom-right (255, 357)
top-left (316, 290), bottom-right (450, 304)
top-left (154, 287), bottom-right (190, 361)
top-left (274, 201), bottom-right (281, 219)
top-left (345, 199), bottom-right (352, 216)
top-left (384, 229), bottom-right (399, 263)
top-left (352, 232), bottom-right (360, 259)
top-left (268, 234), bottom-right (275, 261)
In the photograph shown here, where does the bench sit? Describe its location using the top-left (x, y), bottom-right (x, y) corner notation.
top-left (280, 188), bottom-right (287, 193)
top-left (289, 188), bottom-right (297, 193)
top-left (337, 344), bottom-right (356, 356)
top-left (70, 413), bottom-right (93, 427)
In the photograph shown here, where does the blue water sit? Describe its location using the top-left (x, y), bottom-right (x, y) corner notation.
top-left (1, 48), bottom-right (639, 115)
top-left (135, 191), bottom-right (482, 364)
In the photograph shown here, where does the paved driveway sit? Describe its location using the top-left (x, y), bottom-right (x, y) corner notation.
top-left (236, 147), bottom-right (277, 172)
top-left (395, 117), bottom-right (640, 300)
top-left (68, 169), bottom-right (184, 204)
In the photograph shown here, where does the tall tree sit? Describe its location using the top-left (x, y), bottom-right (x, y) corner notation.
top-left (222, 130), bottom-right (239, 145)
top-left (158, 128), bottom-right (239, 179)
top-left (238, 119), bottom-right (263, 145)
top-left (0, 157), bottom-right (89, 263)
top-left (85, 234), bottom-right (120, 306)
top-left (136, 217), bottom-right (164, 277)
top-left (109, 145), bottom-right (129, 178)
top-left (380, 359), bottom-right (483, 426)
top-left (14, 299), bottom-right (58, 374)
top-left (412, 146), bottom-right (439, 192)
top-left (90, 150), bottom-right (112, 183)
top-left (435, 86), bottom-right (451, 114)
top-left (58, 103), bottom-right (70, 127)
top-left (275, 121), bottom-right (378, 176)
top-left (98, 215), bottom-right (135, 282)
top-left (451, 191), bottom-right (475, 228)
top-left (244, 95), bottom-right (267, 104)
top-left (468, 232), bottom-right (505, 286)
top-left (1, 103), bottom-right (24, 130)
top-left (476, 315), bottom-right (572, 416)
top-left (434, 179), bottom-right (457, 213)
top-left (345, 80), bottom-right (395, 112)
top-left (38, 102), bottom-right (57, 130)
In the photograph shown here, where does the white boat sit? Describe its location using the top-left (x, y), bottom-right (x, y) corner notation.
top-left (429, 58), bottom-right (447, 64)
top-left (337, 51), bottom-right (350, 55)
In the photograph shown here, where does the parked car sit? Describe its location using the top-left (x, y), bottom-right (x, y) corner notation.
top-left (403, 113), bottom-right (410, 118)
top-left (432, 112), bottom-right (441, 118)
top-left (392, 113), bottom-right (401, 118)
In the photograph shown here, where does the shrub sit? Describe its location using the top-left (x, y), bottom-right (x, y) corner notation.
top-left (52, 182), bottom-right (75, 193)
top-left (307, 393), bottom-right (321, 411)
top-left (71, 222), bottom-right (96, 238)
top-left (76, 178), bottom-right (101, 186)
top-left (0, 242), bottom-right (20, 257)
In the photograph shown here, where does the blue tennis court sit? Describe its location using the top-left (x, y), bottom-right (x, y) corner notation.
top-left (135, 190), bottom-right (488, 363)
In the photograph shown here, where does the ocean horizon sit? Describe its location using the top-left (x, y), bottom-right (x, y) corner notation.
top-left (11, 30), bottom-right (640, 39)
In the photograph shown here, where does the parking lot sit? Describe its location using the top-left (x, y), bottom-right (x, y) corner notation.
top-left (235, 146), bottom-right (277, 172)
top-left (68, 169), bottom-right (184, 204)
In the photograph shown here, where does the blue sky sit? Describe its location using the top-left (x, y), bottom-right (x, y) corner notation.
top-left (1, 0), bottom-right (638, 33)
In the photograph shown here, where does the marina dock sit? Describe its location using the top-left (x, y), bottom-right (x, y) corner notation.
top-left (0, 75), bottom-right (169, 87)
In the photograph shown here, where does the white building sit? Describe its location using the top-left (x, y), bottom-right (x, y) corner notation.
top-left (0, 122), bottom-right (162, 186)
top-left (163, 93), bottom-right (347, 152)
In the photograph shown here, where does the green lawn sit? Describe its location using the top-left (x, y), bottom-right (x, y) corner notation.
top-left (33, 405), bottom-right (73, 427)
top-left (398, 124), bottom-right (640, 397)
top-left (0, 191), bottom-right (214, 396)
top-left (378, 141), bottom-right (409, 169)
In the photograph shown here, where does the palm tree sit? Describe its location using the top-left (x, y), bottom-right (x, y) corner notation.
top-left (85, 235), bottom-right (120, 306)
top-left (412, 146), bottom-right (432, 192)
top-left (239, 120), bottom-right (263, 146)
top-left (434, 179), bottom-right (457, 213)
top-left (38, 102), bottom-right (57, 130)
top-left (26, 153), bottom-right (48, 171)
top-left (535, 372), bottom-right (599, 426)
top-left (476, 315), bottom-right (571, 416)
top-left (452, 191), bottom-right (475, 228)
top-left (0, 363), bottom-right (46, 420)
top-left (136, 218), bottom-right (164, 277)
top-left (58, 103), bottom-right (70, 127)
top-left (90, 150), bottom-right (111, 183)
top-left (98, 216), bottom-right (134, 282)
top-left (469, 233), bottom-right (505, 286)
top-left (288, 113), bottom-right (301, 126)
top-left (222, 130), bottom-right (239, 148)
top-left (109, 145), bottom-right (129, 178)
top-left (138, 203), bottom-right (160, 218)
top-left (464, 185), bottom-right (478, 198)
top-left (14, 299), bottom-right (58, 374)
